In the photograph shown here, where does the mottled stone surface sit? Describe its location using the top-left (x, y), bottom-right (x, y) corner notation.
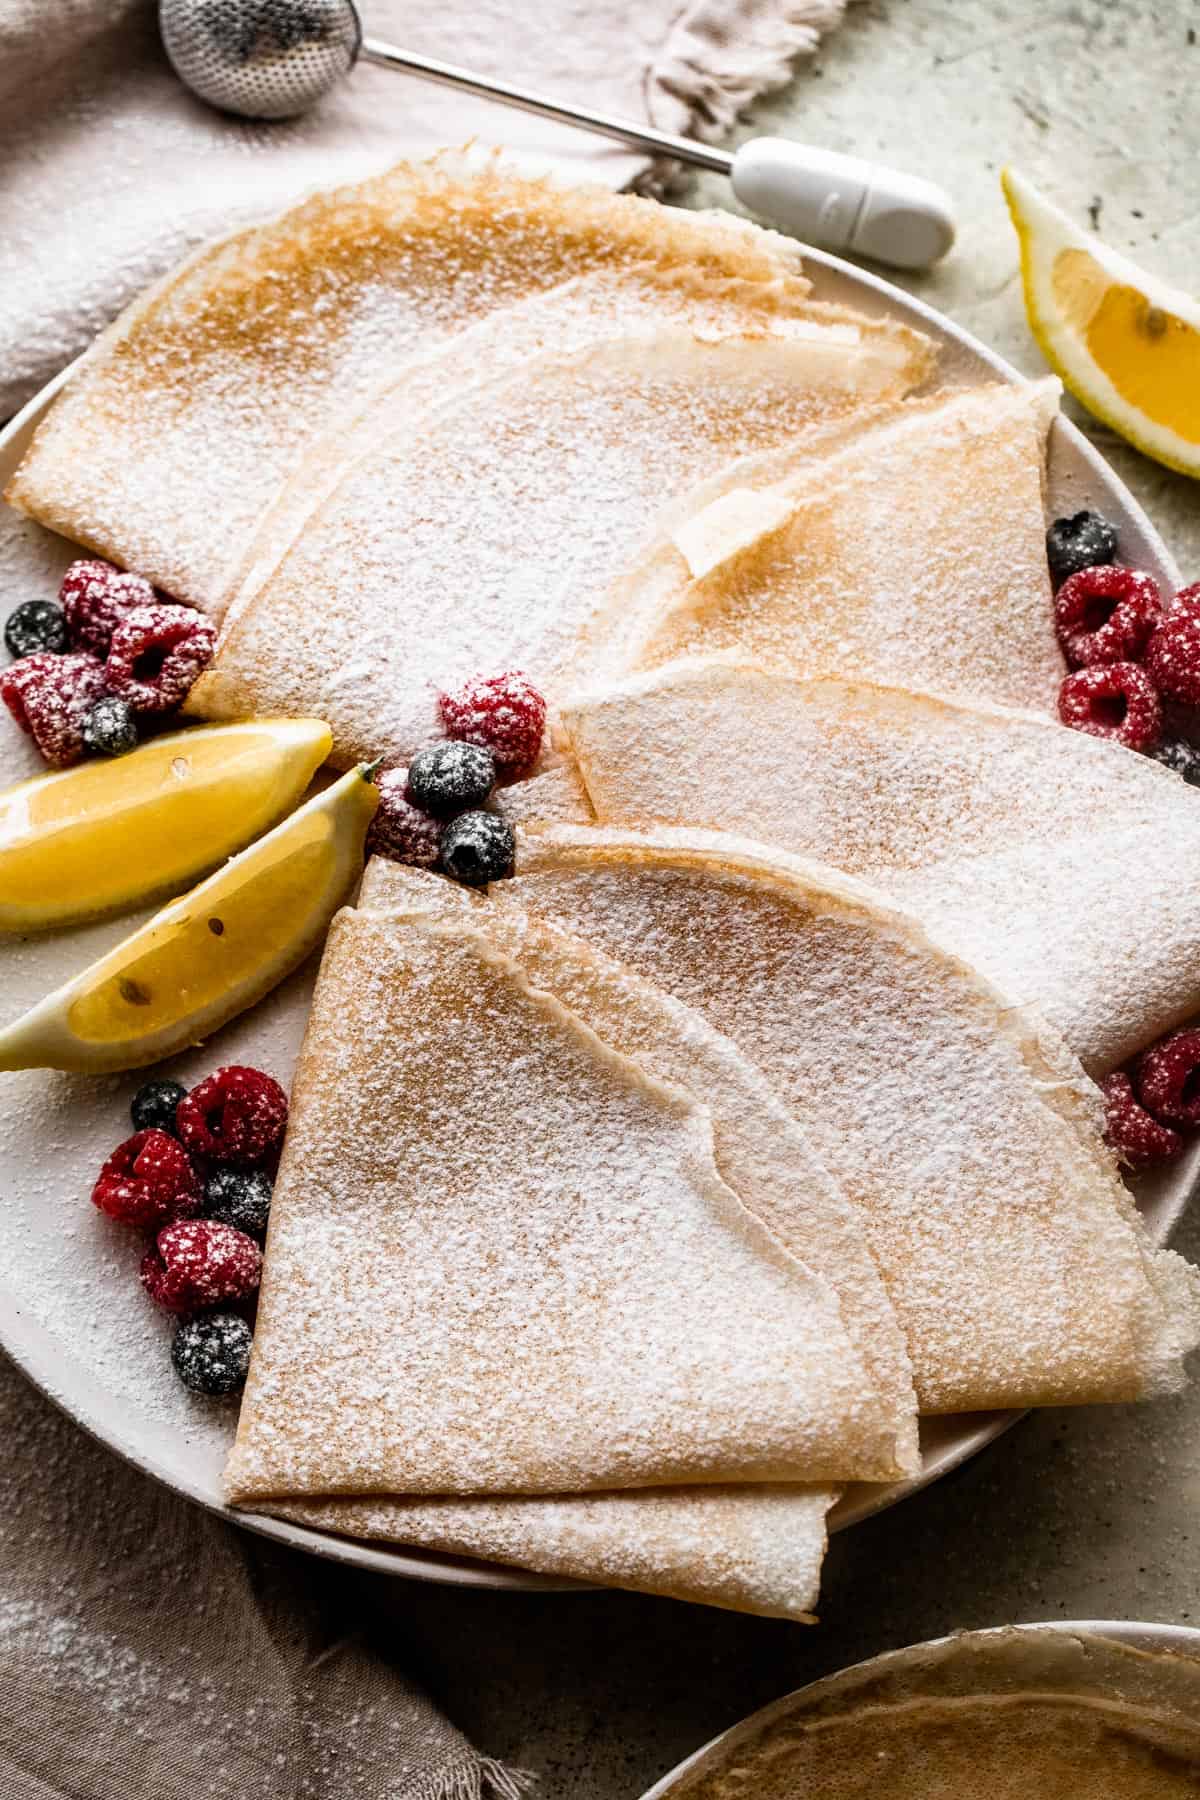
top-left (358, 10), bottom-right (1200, 1793)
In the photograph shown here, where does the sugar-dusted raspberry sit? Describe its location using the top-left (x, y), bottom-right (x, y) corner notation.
top-left (1145, 610), bottom-right (1200, 707)
top-left (1057, 663), bottom-right (1162, 752)
top-left (59, 559), bottom-right (156, 657)
top-left (1053, 565), bottom-right (1162, 668)
top-left (176, 1066), bottom-right (288, 1168)
top-left (0, 650), bottom-right (109, 767)
top-left (105, 603), bottom-right (216, 714)
top-left (92, 1129), bottom-right (203, 1230)
top-left (366, 767), bottom-right (442, 868)
top-left (439, 670), bottom-right (546, 773)
top-left (140, 1218), bottom-right (262, 1314)
top-left (1100, 1071), bottom-right (1184, 1169)
top-left (1135, 1027), bottom-right (1200, 1126)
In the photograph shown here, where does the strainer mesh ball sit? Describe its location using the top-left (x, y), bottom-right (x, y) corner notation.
top-left (159, 0), bottom-right (361, 120)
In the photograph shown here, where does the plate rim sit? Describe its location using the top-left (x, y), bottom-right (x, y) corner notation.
top-left (0, 220), bottom-right (1190, 1595)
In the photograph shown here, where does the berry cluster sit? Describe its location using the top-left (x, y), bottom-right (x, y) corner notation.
top-left (1102, 1028), bottom-right (1200, 1170)
top-left (91, 1065), bottom-right (287, 1397)
top-left (0, 559), bottom-right (215, 769)
top-left (1049, 513), bottom-right (1200, 774)
top-left (367, 670), bottom-right (546, 886)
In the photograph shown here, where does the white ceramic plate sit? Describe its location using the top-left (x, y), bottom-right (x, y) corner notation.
top-left (0, 229), bottom-right (1194, 1594)
top-left (638, 1618), bottom-right (1200, 1797)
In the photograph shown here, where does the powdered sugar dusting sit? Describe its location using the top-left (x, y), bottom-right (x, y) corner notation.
top-left (512, 829), bottom-right (1200, 1413)
top-left (227, 909), bottom-right (896, 1502)
top-left (559, 659), bottom-right (1200, 1075)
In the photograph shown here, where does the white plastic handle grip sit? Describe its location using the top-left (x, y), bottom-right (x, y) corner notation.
top-left (731, 137), bottom-right (956, 271)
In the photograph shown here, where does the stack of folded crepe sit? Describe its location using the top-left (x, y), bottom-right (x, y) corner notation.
top-left (227, 844), bottom-right (1199, 1616)
top-left (8, 155), bottom-right (1200, 1618)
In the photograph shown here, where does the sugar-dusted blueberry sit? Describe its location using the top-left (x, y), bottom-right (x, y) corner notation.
top-left (1045, 510), bottom-right (1119, 587)
top-left (406, 741), bottom-right (496, 819)
top-left (171, 1312), bottom-right (254, 1397)
top-left (204, 1167), bottom-right (272, 1237)
top-left (1149, 738), bottom-right (1200, 786)
top-left (439, 810), bottom-right (516, 886)
top-left (82, 696), bottom-right (139, 758)
top-left (5, 599), bottom-right (68, 660)
top-left (131, 1077), bottom-right (188, 1137)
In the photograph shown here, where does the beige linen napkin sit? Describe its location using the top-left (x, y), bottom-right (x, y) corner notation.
top-left (0, 1347), bottom-right (531, 1800)
top-left (0, 0), bottom-right (846, 417)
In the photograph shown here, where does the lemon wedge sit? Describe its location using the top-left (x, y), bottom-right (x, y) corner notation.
top-left (0, 763), bottom-right (378, 1073)
top-left (0, 717), bottom-right (333, 933)
top-left (1003, 167), bottom-right (1200, 477)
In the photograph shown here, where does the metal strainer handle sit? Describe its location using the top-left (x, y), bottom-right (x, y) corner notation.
top-left (157, 0), bottom-right (955, 267)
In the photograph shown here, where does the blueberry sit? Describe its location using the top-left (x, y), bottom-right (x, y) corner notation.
top-left (1046, 511), bottom-right (1119, 587)
top-left (1149, 738), bottom-right (1200, 787)
top-left (171, 1312), bottom-right (253, 1397)
top-left (82, 696), bottom-right (139, 758)
top-left (131, 1077), bottom-right (188, 1136)
top-left (204, 1167), bottom-right (272, 1236)
top-left (439, 811), bottom-right (515, 886)
top-left (406, 741), bottom-right (496, 818)
top-left (5, 599), bottom-right (67, 660)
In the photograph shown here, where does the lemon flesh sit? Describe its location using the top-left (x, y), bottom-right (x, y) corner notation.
top-left (0, 763), bottom-right (378, 1073)
top-left (1003, 166), bottom-right (1200, 477)
top-left (0, 717), bottom-right (333, 932)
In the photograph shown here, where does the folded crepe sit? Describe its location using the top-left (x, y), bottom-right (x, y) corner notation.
top-left (226, 899), bottom-right (907, 1506)
top-left (5, 153), bottom-right (928, 614)
top-left (231, 863), bottom-right (917, 1619)
top-left (262, 1486), bottom-right (835, 1623)
top-left (582, 380), bottom-right (1064, 713)
top-left (223, 272), bottom-right (932, 620)
top-left (506, 826), bottom-right (1200, 1413)
top-left (187, 327), bottom-right (928, 768)
top-left (556, 656), bottom-right (1200, 1073)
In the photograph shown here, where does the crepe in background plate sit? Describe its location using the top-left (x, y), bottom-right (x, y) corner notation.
top-left (226, 900), bottom-right (907, 1506)
top-left (188, 329), bottom-right (924, 767)
top-left (505, 827), bottom-right (1200, 1414)
top-left (556, 657), bottom-right (1200, 1073)
top-left (584, 381), bottom-right (1063, 713)
top-left (5, 153), bottom-right (928, 613)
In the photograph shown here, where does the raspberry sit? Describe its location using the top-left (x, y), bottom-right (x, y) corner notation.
top-left (1100, 1072), bottom-right (1184, 1169)
top-left (439, 670), bottom-right (546, 773)
top-left (105, 603), bottom-right (216, 714)
top-left (1145, 611), bottom-right (1200, 707)
top-left (406, 741), bottom-right (496, 818)
top-left (439, 810), bottom-right (516, 886)
top-left (172, 1312), bottom-right (254, 1396)
top-left (5, 598), bottom-right (68, 659)
top-left (0, 650), bottom-right (109, 767)
top-left (1057, 663), bottom-right (1162, 752)
top-left (1135, 1028), bottom-right (1200, 1126)
top-left (92, 1130), bottom-right (203, 1230)
top-left (140, 1219), bottom-right (262, 1314)
top-left (59, 559), bottom-right (156, 657)
top-left (1053, 565), bottom-right (1162, 667)
top-left (1168, 581), bottom-right (1200, 621)
top-left (176, 1066), bottom-right (288, 1168)
top-left (366, 768), bottom-right (442, 868)
top-left (1045, 511), bottom-right (1119, 587)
